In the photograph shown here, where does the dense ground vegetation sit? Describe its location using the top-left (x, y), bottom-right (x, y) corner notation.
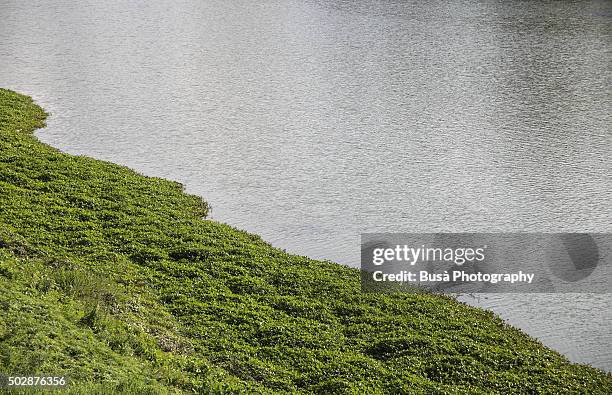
top-left (0, 88), bottom-right (610, 393)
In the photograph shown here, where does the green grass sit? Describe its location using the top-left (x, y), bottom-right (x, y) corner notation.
top-left (0, 88), bottom-right (610, 394)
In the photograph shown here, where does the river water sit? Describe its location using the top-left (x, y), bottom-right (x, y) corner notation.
top-left (1, 0), bottom-right (610, 371)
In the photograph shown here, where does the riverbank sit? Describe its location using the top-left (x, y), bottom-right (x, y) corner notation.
top-left (1, 88), bottom-right (610, 393)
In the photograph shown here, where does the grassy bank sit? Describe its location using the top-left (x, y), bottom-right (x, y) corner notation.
top-left (0, 88), bottom-right (610, 394)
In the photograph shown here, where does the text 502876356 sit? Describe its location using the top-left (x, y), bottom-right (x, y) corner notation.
top-left (1, 375), bottom-right (67, 388)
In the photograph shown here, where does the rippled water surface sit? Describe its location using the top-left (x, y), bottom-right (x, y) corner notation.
top-left (1, 0), bottom-right (610, 370)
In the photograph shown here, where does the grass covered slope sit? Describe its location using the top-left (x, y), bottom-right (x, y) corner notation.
top-left (0, 88), bottom-right (610, 394)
